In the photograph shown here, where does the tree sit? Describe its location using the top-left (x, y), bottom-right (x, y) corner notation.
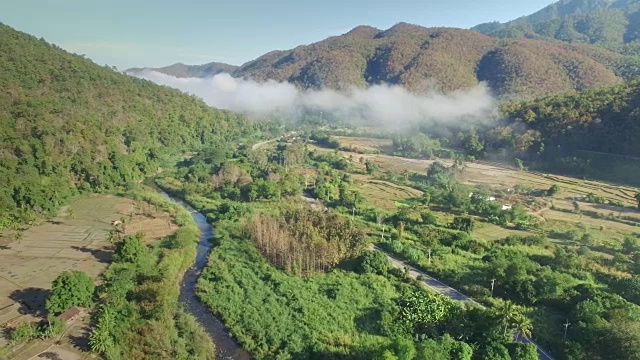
top-left (90, 305), bottom-right (115, 354)
top-left (515, 158), bottom-right (525, 171)
top-left (450, 216), bottom-right (474, 233)
top-left (507, 343), bottom-right (538, 360)
top-left (635, 192), bottom-right (640, 210)
top-left (359, 250), bottom-right (390, 275)
top-left (491, 300), bottom-right (532, 338)
top-left (547, 184), bottom-right (560, 196)
top-left (113, 233), bottom-right (147, 263)
top-left (623, 235), bottom-right (640, 254)
top-left (46, 271), bottom-right (95, 314)
top-left (40, 316), bottom-right (64, 339)
top-left (10, 322), bottom-right (38, 344)
top-left (365, 160), bottom-right (378, 175)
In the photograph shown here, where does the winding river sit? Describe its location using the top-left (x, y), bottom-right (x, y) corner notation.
top-left (162, 192), bottom-right (251, 360)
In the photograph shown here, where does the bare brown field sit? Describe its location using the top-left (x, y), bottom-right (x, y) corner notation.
top-left (353, 175), bottom-right (423, 210)
top-left (0, 194), bottom-right (177, 355)
top-left (334, 136), bottom-right (392, 153)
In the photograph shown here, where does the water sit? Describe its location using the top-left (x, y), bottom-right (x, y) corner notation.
top-left (162, 192), bottom-right (251, 360)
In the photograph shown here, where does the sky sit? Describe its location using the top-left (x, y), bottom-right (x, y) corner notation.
top-left (1, 0), bottom-right (554, 70)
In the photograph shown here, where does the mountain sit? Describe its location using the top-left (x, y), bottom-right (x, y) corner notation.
top-left (472, 0), bottom-right (640, 55)
top-left (229, 23), bottom-right (624, 99)
top-left (0, 23), bottom-right (249, 227)
top-left (127, 61), bottom-right (238, 78)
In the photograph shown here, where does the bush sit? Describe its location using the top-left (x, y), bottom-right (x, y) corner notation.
top-left (10, 322), bottom-right (38, 344)
top-left (359, 250), bottom-right (390, 275)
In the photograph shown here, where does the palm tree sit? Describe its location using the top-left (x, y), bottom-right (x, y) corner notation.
top-left (492, 300), bottom-right (533, 339)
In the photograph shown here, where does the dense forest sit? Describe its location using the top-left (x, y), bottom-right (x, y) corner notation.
top-left (139, 23), bottom-right (631, 99)
top-left (473, 0), bottom-right (640, 54)
top-left (0, 23), bottom-right (256, 230)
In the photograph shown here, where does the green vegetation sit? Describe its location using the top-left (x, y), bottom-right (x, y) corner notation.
top-left (9, 317), bottom-right (64, 344)
top-left (298, 134), bottom-right (640, 359)
top-left (473, 0), bottom-right (640, 55)
top-left (45, 271), bottom-right (95, 314)
top-left (159, 139), bottom-right (553, 360)
top-left (0, 23), bottom-right (254, 230)
top-left (88, 190), bottom-right (215, 360)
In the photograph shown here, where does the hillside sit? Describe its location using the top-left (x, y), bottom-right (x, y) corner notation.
top-left (473, 0), bottom-right (640, 56)
top-left (127, 61), bottom-right (238, 78)
top-left (0, 23), bottom-right (250, 228)
top-left (475, 79), bottom-right (640, 181)
top-left (228, 23), bottom-right (624, 98)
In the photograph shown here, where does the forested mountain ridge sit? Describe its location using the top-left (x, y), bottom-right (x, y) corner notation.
top-left (498, 79), bottom-right (640, 157)
top-left (126, 61), bottom-right (238, 78)
top-left (0, 23), bottom-right (250, 228)
top-left (473, 0), bottom-right (640, 57)
top-left (146, 23), bottom-right (631, 99)
top-left (471, 78), bottom-right (640, 181)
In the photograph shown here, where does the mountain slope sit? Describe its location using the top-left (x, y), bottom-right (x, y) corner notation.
top-left (127, 61), bottom-right (238, 78)
top-left (231, 23), bottom-right (623, 98)
top-left (0, 23), bottom-right (249, 227)
top-left (482, 79), bottom-right (640, 181)
top-left (473, 0), bottom-right (640, 55)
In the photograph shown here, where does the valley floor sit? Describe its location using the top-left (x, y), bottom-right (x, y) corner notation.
top-left (0, 195), bottom-right (178, 359)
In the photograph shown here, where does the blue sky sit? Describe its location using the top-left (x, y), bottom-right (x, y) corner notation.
top-left (1, 0), bottom-right (554, 70)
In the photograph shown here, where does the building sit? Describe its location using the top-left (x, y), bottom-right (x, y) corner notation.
top-left (57, 306), bottom-right (85, 324)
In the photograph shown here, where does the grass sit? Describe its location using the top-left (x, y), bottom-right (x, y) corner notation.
top-left (197, 227), bottom-right (402, 360)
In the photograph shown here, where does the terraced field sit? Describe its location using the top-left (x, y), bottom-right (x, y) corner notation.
top-left (0, 195), bottom-right (178, 358)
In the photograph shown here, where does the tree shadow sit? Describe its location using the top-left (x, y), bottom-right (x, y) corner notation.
top-left (70, 246), bottom-right (112, 263)
top-left (35, 352), bottom-right (63, 360)
top-left (354, 307), bottom-right (383, 335)
top-left (592, 203), bottom-right (637, 214)
top-left (0, 245), bottom-right (10, 250)
top-left (68, 327), bottom-right (91, 352)
top-left (47, 220), bottom-right (64, 225)
top-left (9, 287), bottom-right (51, 317)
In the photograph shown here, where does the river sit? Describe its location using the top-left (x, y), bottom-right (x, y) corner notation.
top-left (161, 192), bottom-right (251, 360)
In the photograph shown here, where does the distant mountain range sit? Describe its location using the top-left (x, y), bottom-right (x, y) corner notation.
top-left (127, 61), bottom-right (238, 78)
top-left (473, 0), bottom-right (640, 54)
top-left (128, 0), bottom-right (640, 99)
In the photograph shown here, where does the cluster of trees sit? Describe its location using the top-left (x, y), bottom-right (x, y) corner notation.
top-left (198, 218), bottom-right (539, 360)
top-left (249, 206), bottom-right (368, 274)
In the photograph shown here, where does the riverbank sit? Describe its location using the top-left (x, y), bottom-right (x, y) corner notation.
top-left (84, 188), bottom-right (216, 359)
top-left (161, 192), bottom-right (250, 360)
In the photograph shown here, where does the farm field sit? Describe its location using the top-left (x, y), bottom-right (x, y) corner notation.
top-left (0, 194), bottom-right (178, 356)
top-left (314, 137), bottom-right (639, 208)
top-left (312, 136), bottom-right (640, 254)
top-left (352, 174), bottom-right (423, 210)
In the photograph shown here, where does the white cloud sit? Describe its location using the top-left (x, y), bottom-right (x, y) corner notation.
top-left (128, 70), bottom-right (498, 127)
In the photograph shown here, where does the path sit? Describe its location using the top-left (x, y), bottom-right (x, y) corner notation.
top-left (374, 246), bottom-right (555, 360)
top-left (251, 138), bottom-right (276, 151)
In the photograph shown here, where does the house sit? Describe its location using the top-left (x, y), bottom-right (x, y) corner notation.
top-left (57, 306), bottom-right (85, 324)
top-left (502, 204), bottom-right (512, 210)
